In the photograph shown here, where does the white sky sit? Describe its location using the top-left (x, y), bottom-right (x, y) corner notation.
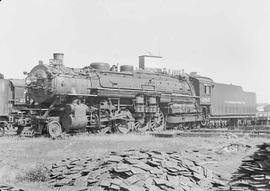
top-left (0, 0), bottom-right (270, 103)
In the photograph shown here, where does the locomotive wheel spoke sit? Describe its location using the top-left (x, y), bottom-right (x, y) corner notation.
top-left (114, 110), bottom-right (134, 134)
top-left (135, 121), bottom-right (148, 133)
top-left (151, 111), bottom-right (165, 131)
top-left (98, 126), bottom-right (111, 135)
top-left (0, 127), bottom-right (4, 136)
top-left (47, 121), bottom-right (62, 138)
top-left (87, 114), bottom-right (108, 134)
top-left (116, 120), bottom-right (132, 134)
top-left (149, 121), bottom-right (157, 131)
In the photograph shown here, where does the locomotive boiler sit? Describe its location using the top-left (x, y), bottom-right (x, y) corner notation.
top-left (25, 53), bottom-right (204, 137)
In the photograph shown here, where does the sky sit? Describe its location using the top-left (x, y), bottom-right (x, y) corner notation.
top-left (0, 0), bottom-right (270, 103)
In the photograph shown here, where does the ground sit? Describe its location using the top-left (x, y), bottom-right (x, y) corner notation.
top-left (0, 133), bottom-right (268, 190)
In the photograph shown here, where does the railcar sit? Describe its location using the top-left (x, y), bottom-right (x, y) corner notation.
top-left (256, 112), bottom-right (270, 125)
top-left (0, 74), bottom-right (30, 135)
top-left (256, 105), bottom-right (270, 125)
top-left (24, 53), bottom-right (204, 137)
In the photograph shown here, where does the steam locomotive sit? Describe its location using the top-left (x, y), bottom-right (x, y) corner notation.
top-left (23, 53), bottom-right (206, 137)
top-left (0, 53), bottom-right (257, 137)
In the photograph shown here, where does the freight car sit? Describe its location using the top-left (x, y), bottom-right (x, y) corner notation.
top-left (23, 53), bottom-right (204, 137)
top-left (0, 74), bottom-right (31, 135)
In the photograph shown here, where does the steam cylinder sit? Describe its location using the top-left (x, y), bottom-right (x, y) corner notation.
top-left (61, 103), bottom-right (88, 131)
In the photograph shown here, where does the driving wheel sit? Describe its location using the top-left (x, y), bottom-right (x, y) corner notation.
top-left (151, 111), bottom-right (165, 131)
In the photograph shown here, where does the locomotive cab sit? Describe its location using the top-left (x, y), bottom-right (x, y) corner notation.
top-left (189, 73), bottom-right (214, 118)
top-left (24, 53), bottom-right (214, 137)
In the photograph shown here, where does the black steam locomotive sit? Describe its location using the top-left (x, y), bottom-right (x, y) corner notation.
top-left (24, 53), bottom-right (206, 137)
top-left (0, 53), bottom-right (257, 137)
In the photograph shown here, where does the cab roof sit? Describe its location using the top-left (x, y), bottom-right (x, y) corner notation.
top-left (189, 73), bottom-right (214, 84)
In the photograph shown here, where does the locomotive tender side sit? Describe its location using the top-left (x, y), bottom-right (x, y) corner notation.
top-left (209, 83), bottom-right (256, 127)
top-left (211, 83), bottom-right (256, 117)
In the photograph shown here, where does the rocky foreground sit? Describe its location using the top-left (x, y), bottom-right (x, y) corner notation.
top-left (48, 149), bottom-right (227, 191)
top-left (0, 184), bottom-right (24, 191)
top-left (230, 143), bottom-right (270, 191)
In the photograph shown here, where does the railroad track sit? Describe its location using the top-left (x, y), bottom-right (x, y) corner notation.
top-left (1, 125), bottom-right (270, 138)
top-left (151, 125), bottom-right (270, 138)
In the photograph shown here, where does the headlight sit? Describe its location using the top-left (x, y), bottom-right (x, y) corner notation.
top-left (25, 75), bottom-right (38, 85)
top-left (25, 77), bottom-right (32, 85)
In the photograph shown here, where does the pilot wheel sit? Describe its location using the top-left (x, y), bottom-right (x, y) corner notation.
top-left (47, 121), bottom-right (62, 138)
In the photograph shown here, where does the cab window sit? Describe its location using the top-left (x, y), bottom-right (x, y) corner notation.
top-left (204, 85), bottom-right (211, 95)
